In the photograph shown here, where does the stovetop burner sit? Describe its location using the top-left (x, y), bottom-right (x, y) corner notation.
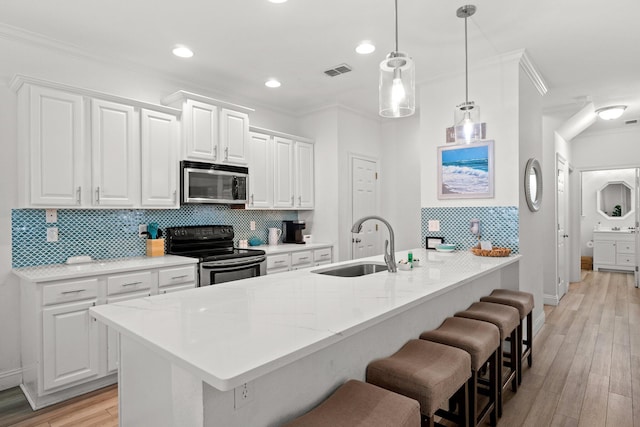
top-left (165, 225), bottom-right (265, 261)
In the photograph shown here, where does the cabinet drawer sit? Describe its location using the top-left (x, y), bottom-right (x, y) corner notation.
top-left (267, 254), bottom-right (290, 270)
top-left (107, 271), bottom-right (152, 296)
top-left (314, 248), bottom-right (332, 263)
top-left (42, 279), bottom-right (99, 306)
top-left (291, 251), bottom-right (313, 267)
top-left (617, 255), bottom-right (636, 266)
top-left (159, 284), bottom-right (195, 294)
top-left (158, 266), bottom-right (196, 287)
top-left (616, 241), bottom-right (635, 254)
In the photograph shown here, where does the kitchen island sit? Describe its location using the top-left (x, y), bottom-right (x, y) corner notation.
top-left (90, 249), bottom-right (520, 427)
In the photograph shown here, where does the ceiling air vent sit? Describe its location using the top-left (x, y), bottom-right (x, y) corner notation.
top-left (324, 63), bottom-right (352, 77)
top-left (624, 119), bottom-right (638, 126)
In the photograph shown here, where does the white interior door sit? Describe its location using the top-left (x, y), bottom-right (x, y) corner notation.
top-left (351, 156), bottom-right (379, 259)
top-left (635, 168), bottom-right (639, 288)
top-left (557, 156), bottom-right (568, 299)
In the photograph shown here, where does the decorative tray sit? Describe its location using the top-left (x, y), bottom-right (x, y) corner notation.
top-left (470, 247), bottom-right (511, 257)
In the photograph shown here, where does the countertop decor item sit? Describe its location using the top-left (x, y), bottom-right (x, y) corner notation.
top-left (436, 243), bottom-right (456, 253)
top-left (471, 246), bottom-right (511, 257)
top-left (248, 237), bottom-right (263, 246)
top-left (426, 236), bottom-right (444, 250)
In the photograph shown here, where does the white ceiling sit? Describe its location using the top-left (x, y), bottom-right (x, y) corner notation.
top-left (3, 0), bottom-right (640, 132)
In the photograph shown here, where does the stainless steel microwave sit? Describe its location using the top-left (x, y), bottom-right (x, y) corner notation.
top-left (180, 161), bottom-right (249, 204)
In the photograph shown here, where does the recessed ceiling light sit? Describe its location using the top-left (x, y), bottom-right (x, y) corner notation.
top-left (265, 79), bottom-right (281, 88)
top-left (172, 46), bottom-right (194, 58)
top-left (356, 41), bottom-right (376, 55)
top-left (268, 0), bottom-right (288, 3)
top-left (595, 105), bottom-right (627, 120)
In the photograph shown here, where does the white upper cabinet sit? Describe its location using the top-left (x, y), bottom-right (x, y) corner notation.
top-left (220, 108), bottom-right (249, 165)
top-left (248, 131), bottom-right (272, 208)
top-left (23, 85), bottom-right (85, 207)
top-left (295, 141), bottom-right (315, 209)
top-left (184, 99), bottom-right (218, 161)
top-left (273, 136), bottom-right (295, 208)
top-left (247, 127), bottom-right (315, 210)
top-left (12, 76), bottom-right (181, 209)
top-left (91, 99), bottom-right (138, 207)
top-left (140, 109), bottom-right (179, 207)
top-left (162, 91), bottom-right (253, 166)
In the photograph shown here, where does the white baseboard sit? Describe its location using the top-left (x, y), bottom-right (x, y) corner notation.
top-left (0, 367), bottom-right (22, 391)
top-left (534, 310), bottom-right (546, 336)
top-left (543, 293), bottom-right (560, 306)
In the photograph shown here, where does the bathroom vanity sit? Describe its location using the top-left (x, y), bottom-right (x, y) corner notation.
top-left (593, 230), bottom-right (636, 272)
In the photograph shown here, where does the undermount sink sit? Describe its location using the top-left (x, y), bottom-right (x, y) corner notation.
top-left (312, 262), bottom-right (388, 277)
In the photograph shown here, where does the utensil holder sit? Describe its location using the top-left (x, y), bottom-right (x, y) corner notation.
top-left (146, 238), bottom-right (165, 257)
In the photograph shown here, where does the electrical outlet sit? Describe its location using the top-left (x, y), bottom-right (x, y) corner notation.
top-left (46, 209), bottom-right (57, 223)
top-left (46, 227), bottom-right (58, 242)
top-left (250, 221), bottom-right (256, 231)
top-left (234, 382), bottom-right (254, 409)
top-left (138, 224), bottom-right (147, 237)
top-left (428, 219), bottom-right (440, 232)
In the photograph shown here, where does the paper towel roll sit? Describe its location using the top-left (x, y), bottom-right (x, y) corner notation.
top-left (586, 240), bottom-right (594, 248)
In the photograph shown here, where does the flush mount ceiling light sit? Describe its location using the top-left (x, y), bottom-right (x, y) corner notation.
top-left (172, 46), bottom-right (194, 58)
top-left (595, 105), bottom-right (627, 120)
top-left (265, 79), bottom-right (281, 88)
top-left (356, 41), bottom-right (376, 55)
top-left (454, 5), bottom-right (481, 143)
top-left (379, 0), bottom-right (415, 118)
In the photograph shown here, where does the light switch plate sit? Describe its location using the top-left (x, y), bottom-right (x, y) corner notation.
top-left (46, 227), bottom-right (58, 242)
top-left (138, 224), bottom-right (147, 237)
top-left (46, 209), bottom-right (57, 223)
top-left (428, 220), bottom-right (440, 232)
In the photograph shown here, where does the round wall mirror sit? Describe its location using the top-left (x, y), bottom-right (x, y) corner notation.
top-left (524, 158), bottom-right (542, 212)
top-left (597, 181), bottom-right (633, 219)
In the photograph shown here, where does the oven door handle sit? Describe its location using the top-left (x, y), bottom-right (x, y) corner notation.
top-left (201, 262), bottom-right (263, 272)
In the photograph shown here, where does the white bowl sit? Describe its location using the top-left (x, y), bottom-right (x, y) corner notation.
top-left (398, 262), bottom-right (412, 271)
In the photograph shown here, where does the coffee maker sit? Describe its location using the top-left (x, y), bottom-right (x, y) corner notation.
top-left (282, 220), bottom-right (306, 244)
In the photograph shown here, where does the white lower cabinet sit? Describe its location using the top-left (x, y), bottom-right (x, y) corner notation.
top-left (266, 246), bottom-right (333, 274)
top-left (17, 259), bottom-right (197, 409)
top-left (593, 232), bottom-right (636, 272)
top-left (42, 299), bottom-right (99, 391)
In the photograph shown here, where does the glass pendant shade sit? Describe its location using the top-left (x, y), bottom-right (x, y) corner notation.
top-left (454, 101), bottom-right (481, 143)
top-left (379, 52), bottom-right (415, 118)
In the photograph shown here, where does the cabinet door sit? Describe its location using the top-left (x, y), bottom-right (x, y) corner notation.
top-left (247, 132), bottom-right (272, 208)
top-left (91, 99), bottom-right (138, 206)
top-left (184, 99), bottom-right (219, 161)
top-left (28, 85), bottom-right (85, 206)
top-left (140, 109), bottom-right (179, 207)
top-left (42, 300), bottom-right (99, 390)
top-left (220, 108), bottom-right (249, 165)
top-left (295, 141), bottom-right (315, 209)
top-left (273, 137), bottom-right (295, 208)
top-left (594, 240), bottom-right (616, 267)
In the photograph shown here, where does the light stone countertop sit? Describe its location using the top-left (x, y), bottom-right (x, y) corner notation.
top-left (90, 249), bottom-right (520, 392)
top-left (13, 255), bottom-right (198, 283)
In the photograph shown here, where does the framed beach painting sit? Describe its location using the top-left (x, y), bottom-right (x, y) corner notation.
top-left (437, 140), bottom-right (494, 199)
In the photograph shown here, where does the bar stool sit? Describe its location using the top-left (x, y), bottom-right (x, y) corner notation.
top-left (454, 302), bottom-right (520, 417)
top-left (480, 289), bottom-right (534, 385)
top-left (419, 317), bottom-right (500, 427)
top-left (366, 339), bottom-right (471, 427)
top-left (282, 379), bottom-right (421, 427)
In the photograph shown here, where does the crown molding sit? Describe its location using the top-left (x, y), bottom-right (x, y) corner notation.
top-left (519, 50), bottom-right (548, 96)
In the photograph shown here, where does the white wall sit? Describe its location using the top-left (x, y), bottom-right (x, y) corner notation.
top-left (420, 54), bottom-right (522, 207)
top-left (0, 38), bottom-right (302, 389)
top-left (572, 127), bottom-right (640, 170)
top-left (380, 115), bottom-right (422, 251)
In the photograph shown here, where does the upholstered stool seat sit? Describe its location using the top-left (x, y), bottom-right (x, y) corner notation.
top-left (366, 339), bottom-right (471, 427)
top-left (420, 317), bottom-right (500, 427)
top-left (480, 289), bottom-right (534, 384)
top-left (455, 302), bottom-right (520, 416)
top-left (282, 379), bottom-right (420, 427)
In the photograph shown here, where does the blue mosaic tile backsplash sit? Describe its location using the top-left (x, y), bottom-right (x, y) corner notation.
top-left (421, 206), bottom-right (519, 253)
top-left (12, 206), bottom-right (297, 268)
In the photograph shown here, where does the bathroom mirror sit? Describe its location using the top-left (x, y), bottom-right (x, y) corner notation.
top-left (524, 158), bottom-right (542, 212)
top-left (597, 181), bottom-right (633, 219)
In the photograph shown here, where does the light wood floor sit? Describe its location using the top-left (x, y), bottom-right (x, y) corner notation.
top-left (1, 269), bottom-right (638, 427)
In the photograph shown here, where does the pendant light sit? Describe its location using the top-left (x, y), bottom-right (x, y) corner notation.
top-left (379, 0), bottom-right (415, 118)
top-left (454, 5), bottom-right (480, 143)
